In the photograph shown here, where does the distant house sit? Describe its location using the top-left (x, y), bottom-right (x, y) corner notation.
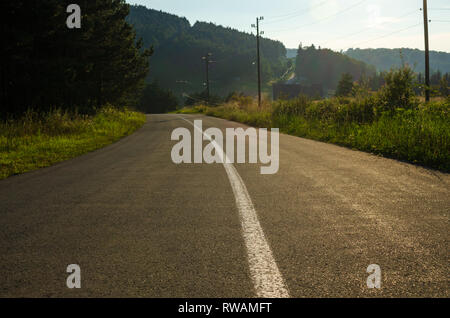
top-left (273, 83), bottom-right (323, 100)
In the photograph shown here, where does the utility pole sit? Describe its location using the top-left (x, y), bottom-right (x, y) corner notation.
top-left (252, 17), bottom-right (264, 108)
top-left (202, 53), bottom-right (212, 104)
top-left (423, 0), bottom-right (430, 102)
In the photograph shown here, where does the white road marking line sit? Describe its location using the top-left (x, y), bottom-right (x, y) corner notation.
top-left (179, 116), bottom-right (290, 298)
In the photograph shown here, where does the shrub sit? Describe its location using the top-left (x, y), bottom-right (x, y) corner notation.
top-left (273, 94), bottom-right (311, 117)
top-left (377, 66), bottom-right (418, 113)
top-left (181, 93), bottom-right (449, 171)
top-left (227, 93), bottom-right (254, 109)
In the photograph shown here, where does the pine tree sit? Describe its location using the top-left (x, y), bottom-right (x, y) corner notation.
top-left (335, 73), bottom-right (354, 97)
top-left (0, 0), bottom-right (152, 117)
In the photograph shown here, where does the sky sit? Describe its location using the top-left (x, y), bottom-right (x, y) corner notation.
top-left (127, 0), bottom-right (450, 52)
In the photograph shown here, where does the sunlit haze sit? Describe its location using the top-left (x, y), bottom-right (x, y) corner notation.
top-left (128, 0), bottom-right (450, 52)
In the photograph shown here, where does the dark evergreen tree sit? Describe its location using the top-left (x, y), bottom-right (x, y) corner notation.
top-left (295, 45), bottom-right (375, 91)
top-left (335, 73), bottom-right (354, 97)
top-left (0, 0), bottom-right (152, 117)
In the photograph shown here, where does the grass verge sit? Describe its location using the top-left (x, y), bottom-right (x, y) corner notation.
top-left (0, 106), bottom-right (146, 180)
top-left (177, 97), bottom-right (449, 172)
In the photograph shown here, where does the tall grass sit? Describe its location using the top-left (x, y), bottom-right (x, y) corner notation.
top-left (177, 86), bottom-right (449, 172)
top-left (0, 106), bottom-right (146, 179)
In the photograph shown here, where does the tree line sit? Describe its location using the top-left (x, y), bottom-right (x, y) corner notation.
top-left (335, 69), bottom-right (449, 97)
top-left (126, 5), bottom-right (288, 100)
top-left (295, 44), bottom-right (376, 91)
top-left (0, 0), bottom-right (152, 118)
top-left (346, 48), bottom-right (450, 74)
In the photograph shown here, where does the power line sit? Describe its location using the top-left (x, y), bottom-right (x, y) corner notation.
top-left (351, 23), bottom-right (421, 47)
top-left (320, 8), bottom-right (421, 49)
top-left (266, 1), bottom-right (329, 20)
top-left (182, 93), bottom-right (221, 106)
top-left (267, 0), bottom-right (367, 34)
top-left (336, 9), bottom-right (419, 41)
top-left (264, 0), bottom-right (329, 25)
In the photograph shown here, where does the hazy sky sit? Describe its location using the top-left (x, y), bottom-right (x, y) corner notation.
top-left (127, 0), bottom-right (450, 52)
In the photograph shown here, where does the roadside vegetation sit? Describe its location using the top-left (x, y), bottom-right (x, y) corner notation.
top-left (1, 2), bottom-right (152, 180)
top-left (0, 107), bottom-right (145, 180)
top-left (178, 67), bottom-right (450, 172)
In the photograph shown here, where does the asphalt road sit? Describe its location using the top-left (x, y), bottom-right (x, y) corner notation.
top-left (0, 114), bottom-right (448, 297)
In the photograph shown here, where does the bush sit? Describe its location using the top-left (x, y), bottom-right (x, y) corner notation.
top-left (377, 66), bottom-right (418, 113)
top-left (305, 99), bottom-right (338, 122)
top-left (226, 93), bottom-right (254, 109)
top-left (349, 95), bottom-right (377, 123)
top-left (273, 94), bottom-right (311, 117)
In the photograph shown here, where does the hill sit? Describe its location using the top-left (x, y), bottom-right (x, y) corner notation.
top-left (345, 48), bottom-right (450, 73)
top-left (295, 45), bottom-right (376, 91)
top-left (127, 5), bottom-right (288, 99)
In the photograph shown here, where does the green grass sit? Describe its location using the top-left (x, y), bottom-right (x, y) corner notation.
top-left (177, 96), bottom-right (450, 172)
top-left (0, 107), bottom-right (146, 179)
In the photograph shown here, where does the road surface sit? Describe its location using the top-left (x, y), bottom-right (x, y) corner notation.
top-left (0, 114), bottom-right (448, 297)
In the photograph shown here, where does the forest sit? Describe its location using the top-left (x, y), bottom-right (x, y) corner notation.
top-left (295, 44), bottom-right (376, 91)
top-left (0, 0), bottom-right (151, 118)
top-left (0, 0), bottom-right (151, 178)
top-left (2, 2), bottom-right (448, 116)
top-left (345, 48), bottom-right (450, 74)
top-left (293, 45), bottom-right (449, 96)
top-left (126, 5), bottom-right (288, 100)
